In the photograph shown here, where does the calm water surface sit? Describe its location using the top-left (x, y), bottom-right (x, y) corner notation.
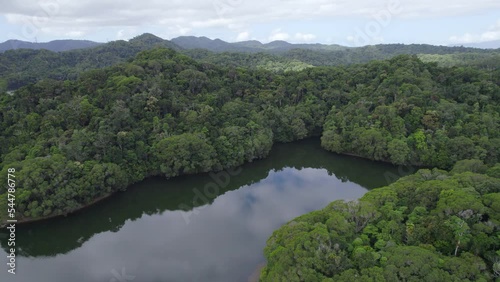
top-left (0, 139), bottom-right (403, 282)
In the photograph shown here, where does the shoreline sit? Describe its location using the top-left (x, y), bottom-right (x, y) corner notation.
top-left (248, 262), bottom-right (266, 282)
top-left (1, 191), bottom-right (116, 228)
top-left (336, 151), bottom-right (421, 166)
top-left (1, 143), bottom-right (419, 227)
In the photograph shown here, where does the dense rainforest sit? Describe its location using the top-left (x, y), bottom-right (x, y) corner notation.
top-left (0, 46), bottom-right (499, 227)
top-left (261, 160), bottom-right (500, 281)
top-left (320, 60), bottom-right (500, 168)
top-left (1, 32), bottom-right (500, 282)
top-left (0, 34), bottom-right (180, 91)
top-left (1, 33), bottom-right (499, 91)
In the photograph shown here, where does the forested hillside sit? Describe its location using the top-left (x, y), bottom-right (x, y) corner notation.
top-left (172, 36), bottom-right (347, 53)
top-left (2, 33), bottom-right (499, 92)
top-left (320, 58), bottom-right (500, 168)
top-left (419, 52), bottom-right (500, 69)
top-left (0, 34), bottom-right (179, 90)
top-left (261, 161), bottom-right (500, 281)
top-left (0, 47), bottom-right (499, 225)
top-left (183, 49), bottom-right (313, 72)
top-left (282, 45), bottom-right (500, 67)
top-left (0, 39), bottom-right (101, 53)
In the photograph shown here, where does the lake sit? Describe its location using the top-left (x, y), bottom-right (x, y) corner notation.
top-left (0, 139), bottom-right (405, 282)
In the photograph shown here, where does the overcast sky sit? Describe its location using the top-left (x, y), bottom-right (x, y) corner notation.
top-left (1, 0), bottom-right (500, 46)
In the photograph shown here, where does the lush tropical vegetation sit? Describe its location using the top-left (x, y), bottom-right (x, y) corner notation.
top-left (320, 58), bottom-right (500, 168)
top-left (261, 161), bottom-right (500, 281)
top-left (1, 45), bottom-right (499, 224)
top-left (1, 31), bottom-right (500, 281)
top-left (1, 33), bottom-right (499, 92)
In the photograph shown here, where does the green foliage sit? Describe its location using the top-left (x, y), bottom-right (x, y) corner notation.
top-left (153, 133), bottom-right (217, 177)
top-left (1, 37), bottom-right (500, 280)
top-left (1, 47), bottom-right (500, 234)
top-left (262, 168), bottom-right (500, 281)
top-left (320, 55), bottom-right (500, 169)
top-left (419, 52), bottom-right (500, 69)
top-left (387, 138), bottom-right (410, 165)
top-left (3, 36), bottom-right (498, 91)
top-left (451, 159), bottom-right (488, 174)
top-left (486, 164), bottom-right (500, 178)
top-left (0, 35), bottom-right (179, 90)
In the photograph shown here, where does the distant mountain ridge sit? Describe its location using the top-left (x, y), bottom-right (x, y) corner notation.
top-left (0, 34), bottom-right (353, 54)
top-left (1, 32), bottom-right (499, 91)
top-left (0, 34), bottom-right (179, 53)
top-left (0, 33), bottom-right (182, 90)
top-left (171, 36), bottom-right (254, 52)
top-left (451, 40), bottom-right (500, 49)
top-left (171, 36), bottom-right (347, 53)
top-left (3, 34), bottom-right (498, 54)
top-left (0, 39), bottom-right (102, 53)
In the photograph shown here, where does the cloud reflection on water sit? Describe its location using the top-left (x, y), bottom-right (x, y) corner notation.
top-left (1, 167), bottom-right (368, 282)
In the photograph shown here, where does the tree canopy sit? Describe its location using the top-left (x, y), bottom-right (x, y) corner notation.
top-left (0, 48), bottom-right (499, 228)
top-left (261, 161), bottom-right (500, 281)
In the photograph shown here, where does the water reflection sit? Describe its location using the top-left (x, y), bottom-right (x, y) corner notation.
top-left (0, 139), bottom-right (403, 282)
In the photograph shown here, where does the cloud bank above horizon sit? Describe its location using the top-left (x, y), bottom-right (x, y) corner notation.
top-left (1, 0), bottom-right (499, 46)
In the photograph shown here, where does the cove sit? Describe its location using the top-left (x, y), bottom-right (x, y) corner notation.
top-left (0, 139), bottom-right (405, 282)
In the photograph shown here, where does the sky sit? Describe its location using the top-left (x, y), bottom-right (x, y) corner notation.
top-left (0, 0), bottom-right (500, 46)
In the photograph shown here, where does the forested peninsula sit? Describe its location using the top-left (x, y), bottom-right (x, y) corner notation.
top-left (261, 162), bottom-right (500, 281)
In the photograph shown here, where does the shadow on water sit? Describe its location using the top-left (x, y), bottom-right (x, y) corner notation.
top-left (0, 139), bottom-right (403, 258)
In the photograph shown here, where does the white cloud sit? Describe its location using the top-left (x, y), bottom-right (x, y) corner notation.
top-left (294, 32), bottom-right (316, 42)
top-left (268, 28), bottom-right (289, 41)
top-left (346, 33), bottom-right (385, 46)
top-left (167, 25), bottom-right (192, 36)
top-left (116, 29), bottom-right (125, 39)
top-left (449, 19), bottom-right (500, 43)
top-left (236, 31), bottom-right (250, 41)
top-left (65, 30), bottom-right (85, 37)
top-left (115, 28), bottom-right (138, 40)
top-left (2, 0), bottom-right (500, 42)
top-left (227, 23), bottom-right (244, 30)
top-left (191, 18), bottom-right (233, 28)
